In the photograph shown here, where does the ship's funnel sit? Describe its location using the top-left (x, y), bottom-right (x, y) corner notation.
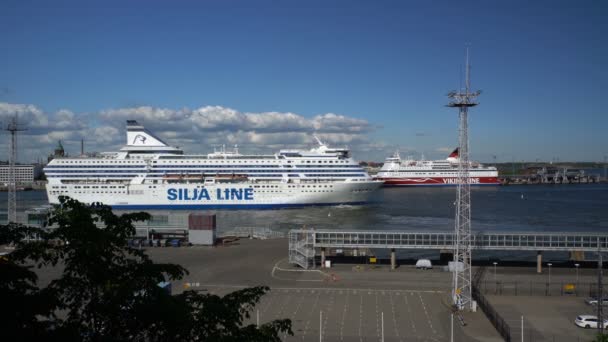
top-left (446, 148), bottom-right (459, 163)
top-left (126, 120), bottom-right (169, 147)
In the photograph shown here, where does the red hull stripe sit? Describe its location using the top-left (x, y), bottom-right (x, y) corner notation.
top-left (375, 177), bottom-right (501, 186)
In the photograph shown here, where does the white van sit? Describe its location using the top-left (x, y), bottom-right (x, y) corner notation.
top-left (416, 259), bottom-right (433, 270)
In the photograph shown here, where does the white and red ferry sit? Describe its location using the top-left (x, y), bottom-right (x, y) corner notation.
top-left (375, 148), bottom-right (500, 186)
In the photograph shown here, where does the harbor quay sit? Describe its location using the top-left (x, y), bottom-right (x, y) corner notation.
top-left (26, 236), bottom-right (607, 342)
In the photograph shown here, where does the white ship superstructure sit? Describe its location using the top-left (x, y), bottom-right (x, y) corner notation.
top-left (44, 121), bottom-right (382, 209)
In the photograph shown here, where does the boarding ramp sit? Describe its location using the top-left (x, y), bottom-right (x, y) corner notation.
top-left (288, 229), bottom-right (608, 269)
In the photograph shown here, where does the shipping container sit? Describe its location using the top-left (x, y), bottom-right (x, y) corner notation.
top-left (188, 214), bottom-right (216, 230)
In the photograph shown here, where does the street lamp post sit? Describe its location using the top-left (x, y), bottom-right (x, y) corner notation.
top-left (575, 263), bottom-right (580, 285)
top-left (493, 262), bottom-right (498, 294)
top-left (548, 263), bottom-right (553, 284)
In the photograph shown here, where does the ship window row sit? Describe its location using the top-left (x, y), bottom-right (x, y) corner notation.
top-left (46, 164), bottom-right (359, 169)
top-left (158, 155), bottom-right (278, 160)
top-left (154, 165), bottom-right (281, 168)
top-left (46, 169), bottom-right (365, 174)
top-left (47, 173), bottom-right (366, 179)
top-left (151, 172), bottom-right (366, 177)
top-left (47, 175), bottom-right (133, 178)
top-left (294, 165), bottom-right (359, 168)
top-left (54, 158), bottom-right (351, 164)
top-left (45, 165), bottom-right (146, 169)
top-left (53, 185), bottom-right (127, 189)
top-left (152, 164), bottom-right (355, 168)
top-left (149, 167), bottom-right (363, 171)
top-left (305, 173), bottom-right (366, 177)
top-left (55, 160), bottom-right (143, 164)
top-left (52, 191), bottom-right (127, 195)
top-left (46, 171), bottom-right (144, 174)
top-left (156, 158), bottom-right (348, 163)
top-left (149, 169), bottom-right (364, 173)
top-left (302, 160), bottom-right (346, 163)
top-left (392, 169), bottom-right (490, 173)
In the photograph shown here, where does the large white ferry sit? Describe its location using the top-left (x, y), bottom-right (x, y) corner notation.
top-left (375, 148), bottom-right (500, 186)
top-left (43, 121), bottom-right (382, 209)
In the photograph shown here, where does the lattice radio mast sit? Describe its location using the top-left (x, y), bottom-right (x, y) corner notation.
top-left (5, 115), bottom-right (27, 223)
top-left (447, 48), bottom-right (481, 310)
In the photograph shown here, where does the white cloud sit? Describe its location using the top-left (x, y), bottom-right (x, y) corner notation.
top-left (0, 102), bottom-right (388, 163)
top-left (0, 102), bottom-right (48, 128)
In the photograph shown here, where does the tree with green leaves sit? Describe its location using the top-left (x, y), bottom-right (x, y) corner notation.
top-left (0, 197), bottom-right (292, 341)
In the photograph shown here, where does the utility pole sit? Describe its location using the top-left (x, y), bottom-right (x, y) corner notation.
top-left (447, 47), bottom-right (481, 310)
top-left (4, 115), bottom-right (27, 223)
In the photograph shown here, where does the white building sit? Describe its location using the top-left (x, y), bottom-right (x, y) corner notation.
top-left (0, 164), bottom-right (41, 184)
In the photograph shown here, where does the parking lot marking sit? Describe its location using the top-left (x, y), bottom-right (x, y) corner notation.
top-left (196, 285), bottom-right (455, 342)
top-left (418, 293), bottom-right (437, 336)
top-left (404, 291), bottom-right (418, 335)
top-left (301, 289), bottom-right (321, 341)
top-left (274, 291), bottom-right (292, 322)
top-left (339, 290), bottom-right (349, 341)
top-left (359, 293), bottom-right (364, 342)
top-left (192, 284), bottom-right (444, 294)
top-left (259, 288), bottom-right (278, 321)
top-left (375, 292), bottom-right (381, 339)
top-left (285, 292), bottom-right (305, 341)
top-left (321, 290), bottom-right (335, 339)
top-left (389, 292), bottom-right (402, 342)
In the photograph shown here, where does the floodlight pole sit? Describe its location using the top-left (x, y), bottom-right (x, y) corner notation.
top-left (448, 48), bottom-right (481, 311)
top-left (5, 115), bottom-right (27, 224)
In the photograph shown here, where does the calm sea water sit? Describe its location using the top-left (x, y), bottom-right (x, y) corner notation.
top-left (3, 184), bottom-right (608, 261)
top-left (5, 184), bottom-right (607, 233)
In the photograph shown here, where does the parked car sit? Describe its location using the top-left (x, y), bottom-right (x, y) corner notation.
top-left (575, 315), bottom-right (608, 329)
top-left (415, 259), bottom-right (433, 270)
top-left (585, 297), bottom-right (608, 306)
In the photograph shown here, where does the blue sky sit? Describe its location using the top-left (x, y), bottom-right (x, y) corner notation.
top-left (0, 0), bottom-right (606, 162)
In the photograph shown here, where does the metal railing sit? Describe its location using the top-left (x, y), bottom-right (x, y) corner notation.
top-left (472, 267), bottom-right (512, 342)
top-left (219, 227), bottom-right (286, 240)
top-left (304, 230), bottom-right (608, 251)
top-left (480, 280), bottom-right (600, 297)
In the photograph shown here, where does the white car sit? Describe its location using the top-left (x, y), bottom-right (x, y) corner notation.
top-left (585, 297), bottom-right (608, 306)
top-left (415, 259), bottom-right (432, 270)
top-left (575, 315), bottom-right (608, 329)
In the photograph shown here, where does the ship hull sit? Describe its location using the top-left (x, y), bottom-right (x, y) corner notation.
top-left (46, 180), bottom-right (383, 209)
top-left (376, 176), bottom-right (500, 186)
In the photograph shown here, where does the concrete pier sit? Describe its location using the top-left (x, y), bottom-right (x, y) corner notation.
top-left (537, 251), bottom-right (543, 273)
top-left (390, 248), bottom-right (396, 270)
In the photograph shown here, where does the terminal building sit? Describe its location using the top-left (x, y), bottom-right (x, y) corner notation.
top-left (0, 164), bottom-right (42, 184)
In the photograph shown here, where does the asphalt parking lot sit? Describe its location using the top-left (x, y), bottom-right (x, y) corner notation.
top-left (30, 238), bottom-right (504, 341)
top-left (488, 295), bottom-right (600, 342)
top-left (206, 286), bottom-right (449, 342)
